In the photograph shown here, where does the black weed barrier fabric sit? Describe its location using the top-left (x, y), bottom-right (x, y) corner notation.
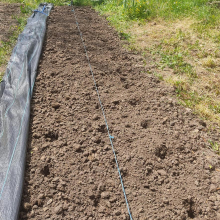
top-left (0, 3), bottom-right (53, 220)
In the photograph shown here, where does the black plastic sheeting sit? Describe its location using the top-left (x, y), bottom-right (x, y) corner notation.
top-left (0, 3), bottom-right (53, 220)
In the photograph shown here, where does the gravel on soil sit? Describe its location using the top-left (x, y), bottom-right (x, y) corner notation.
top-left (19, 6), bottom-right (220, 220)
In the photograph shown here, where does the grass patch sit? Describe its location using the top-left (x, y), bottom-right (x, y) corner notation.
top-left (98, 0), bottom-right (220, 26)
top-left (0, 16), bottom-right (27, 66)
top-left (72, 0), bottom-right (104, 6)
top-left (0, 0), bottom-right (36, 81)
top-left (95, 0), bottom-right (220, 125)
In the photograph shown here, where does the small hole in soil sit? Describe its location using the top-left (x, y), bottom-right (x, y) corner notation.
top-left (141, 119), bottom-right (151, 129)
top-left (120, 167), bottom-right (128, 177)
top-left (123, 83), bottom-right (129, 89)
top-left (183, 198), bottom-right (196, 219)
top-left (187, 200), bottom-right (195, 218)
top-left (144, 184), bottom-right (149, 189)
top-left (97, 124), bottom-right (106, 133)
top-left (112, 100), bottom-right (120, 105)
top-left (40, 165), bottom-right (50, 176)
top-left (93, 198), bottom-right (100, 207)
top-left (89, 194), bottom-right (100, 207)
top-left (155, 144), bottom-right (167, 159)
top-left (95, 103), bottom-right (99, 109)
top-left (120, 77), bottom-right (126, 82)
top-left (75, 148), bottom-right (83, 153)
top-left (128, 98), bottom-right (139, 106)
top-left (44, 130), bottom-right (58, 141)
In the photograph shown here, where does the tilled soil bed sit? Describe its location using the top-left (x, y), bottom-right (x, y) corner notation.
top-left (20, 6), bottom-right (220, 220)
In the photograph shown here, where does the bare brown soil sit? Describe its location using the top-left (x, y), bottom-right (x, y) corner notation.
top-left (19, 6), bottom-right (220, 220)
top-left (0, 3), bottom-right (20, 43)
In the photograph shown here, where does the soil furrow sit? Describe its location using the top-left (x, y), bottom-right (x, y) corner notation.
top-left (20, 6), bottom-right (220, 220)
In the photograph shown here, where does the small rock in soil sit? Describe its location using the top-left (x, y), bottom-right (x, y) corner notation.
top-left (54, 204), bottom-right (63, 214)
top-left (210, 184), bottom-right (217, 193)
top-left (101, 191), bottom-right (110, 199)
top-left (47, 199), bottom-right (53, 205)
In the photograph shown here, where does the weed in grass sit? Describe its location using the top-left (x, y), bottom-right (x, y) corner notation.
top-left (209, 104), bottom-right (220, 114)
top-left (208, 140), bottom-right (220, 155)
top-left (173, 80), bottom-right (189, 93)
top-left (159, 49), bottom-right (197, 78)
top-left (20, 4), bottom-right (32, 14)
top-left (0, 72), bottom-right (4, 82)
top-left (214, 49), bottom-right (220, 58)
top-left (125, 0), bottom-right (150, 20)
top-left (119, 31), bottom-right (131, 40)
top-left (202, 57), bottom-right (216, 68)
top-left (197, 50), bottom-right (209, 58)
top-left (152, 72), bottom-right (163, 80)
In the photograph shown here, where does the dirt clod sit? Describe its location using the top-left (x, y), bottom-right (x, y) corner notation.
top-left (54, 205), bottom-right (63, 214)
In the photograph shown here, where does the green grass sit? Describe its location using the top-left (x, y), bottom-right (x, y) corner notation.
top-left (0, 15), bottom-right (27, 65)
top-left (98, 0), bottom-right (220, 24)
top-left (0, 3), bottom-right (30, 81)
top-left (96, 0), bottom-right (220, 39)
top-left (95, 0), bottom-right (220, 52)
top-left (0, 1), bottom-right (34, 81)
top-left (72, 0), bottom-right (104, 6)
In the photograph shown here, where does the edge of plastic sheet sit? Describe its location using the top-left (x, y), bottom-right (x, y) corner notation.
top-left (0, 3), bottom-right (53, 220)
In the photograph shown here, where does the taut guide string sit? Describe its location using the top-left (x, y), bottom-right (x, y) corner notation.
top-left (70, 3), bottom-right (133, 220)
